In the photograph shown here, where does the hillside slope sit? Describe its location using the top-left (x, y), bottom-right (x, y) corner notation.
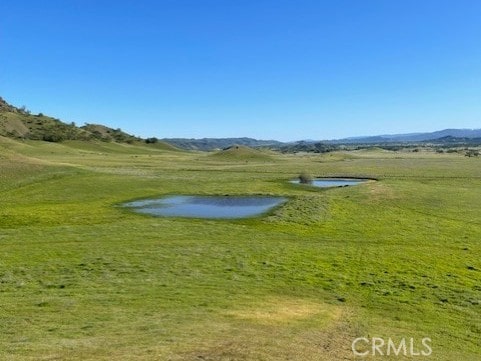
top-left (208, 145), bottom-right (275, 161)
top-left (0, 97), bottom-right (140, 143)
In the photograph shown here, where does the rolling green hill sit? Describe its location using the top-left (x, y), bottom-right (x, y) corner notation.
top-left (0, 97), bottom-right (137, 144)
top-left (208, 144), bottom-right (275, 161)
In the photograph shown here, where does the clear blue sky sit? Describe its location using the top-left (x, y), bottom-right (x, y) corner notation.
top-left (1, 0), bottom-right (480, 141)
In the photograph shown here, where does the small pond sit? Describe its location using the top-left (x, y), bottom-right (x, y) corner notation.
top-left (291, 178), bottom-right (369, 188)
top-left (123, 195), bottom-right (286, 219)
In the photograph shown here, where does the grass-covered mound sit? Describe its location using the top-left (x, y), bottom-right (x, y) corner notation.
top-left (209, 144), bottom-right (275, 162)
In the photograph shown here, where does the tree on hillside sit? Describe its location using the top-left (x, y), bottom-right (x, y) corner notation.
top-left (145, 137), bottom-right (158, 144)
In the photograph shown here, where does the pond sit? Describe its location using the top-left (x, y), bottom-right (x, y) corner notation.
top-left (123, 195), bottom-right (287, 219)
top-left (291, 178), bottom-right (368, 188)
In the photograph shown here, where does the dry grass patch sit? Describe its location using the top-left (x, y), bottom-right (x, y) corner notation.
top-left (224, 297), bottom-right (340, 325)
top-left (169, 297), bottom-right (357, 361)
top-left (364, 181), bottom-right (397, 203)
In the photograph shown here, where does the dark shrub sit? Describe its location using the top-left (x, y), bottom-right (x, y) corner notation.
top-left (145, 137), bottom-right (159, 144)
top-left (299, 173), bottom-right (313, 184)
top-left (42, 133), bottom-right (65, 142)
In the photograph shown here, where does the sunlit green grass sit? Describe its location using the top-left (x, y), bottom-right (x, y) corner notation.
top-left (1, 138), bottom-right (480, 360)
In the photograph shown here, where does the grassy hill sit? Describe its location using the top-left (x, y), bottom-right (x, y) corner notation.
top-left (0, 97), bottom-right (141, 144)
top-left (0, 99), bottom-right (87, 142)
top-left (208, 144), bottom-right (275, 161)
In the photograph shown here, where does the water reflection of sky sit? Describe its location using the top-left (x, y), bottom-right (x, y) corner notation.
top-left (124, 195), bottom-right (286, 219)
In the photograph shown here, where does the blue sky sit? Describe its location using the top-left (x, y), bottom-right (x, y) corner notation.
top-left (1, 0), bottom-right (480, 141)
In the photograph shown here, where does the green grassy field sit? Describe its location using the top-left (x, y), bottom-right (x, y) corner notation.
top-left (1, 137), bottom-right (480, 360)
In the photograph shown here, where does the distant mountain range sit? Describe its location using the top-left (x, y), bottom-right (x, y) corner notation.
top-left (163, 129), bottom-right (481, 150)
top-left (331, 129), bottom-right (481, 144)
top-left (162, 137), bottom-right (283, 151)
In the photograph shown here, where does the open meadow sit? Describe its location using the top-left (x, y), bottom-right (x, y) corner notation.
top-left (1, 137), bottom-right (480, 360)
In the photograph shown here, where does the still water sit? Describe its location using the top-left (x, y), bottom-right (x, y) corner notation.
top-left (124, 195), bottom-right (287, 219)
top-left (291, 178), bottom-right (368, 187)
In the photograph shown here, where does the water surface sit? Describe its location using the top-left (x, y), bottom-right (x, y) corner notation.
top-left (291, 178), bottom-right (368, 188)
top-left (124, 195), bottom-right (286, 219)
